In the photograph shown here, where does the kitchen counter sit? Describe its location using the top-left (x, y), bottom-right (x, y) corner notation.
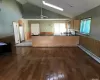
top-left (31, 34), bottom-right (79, 36)
top-left (32, 36), bottom-right (79, 47)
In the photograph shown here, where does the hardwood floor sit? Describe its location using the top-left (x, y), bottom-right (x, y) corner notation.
top-left (0, 47), bottom-right (100, 80)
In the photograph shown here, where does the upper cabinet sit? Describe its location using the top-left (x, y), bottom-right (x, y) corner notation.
top-left (70, 20), bottom-right (80, 30)
top-left (70, 20), bottom-right (74, 29)
top-left (74, 20), bottom-right (80, 30)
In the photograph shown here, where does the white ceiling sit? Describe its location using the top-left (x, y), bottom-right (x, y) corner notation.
top-left (17, 0), bottom-right (100, 18)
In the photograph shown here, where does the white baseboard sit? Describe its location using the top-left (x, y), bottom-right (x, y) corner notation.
top-left (78, 45), bottom-right (100, 63)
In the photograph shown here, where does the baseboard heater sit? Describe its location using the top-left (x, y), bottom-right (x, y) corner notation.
top-left (78, 45), bottom-right (100, 63)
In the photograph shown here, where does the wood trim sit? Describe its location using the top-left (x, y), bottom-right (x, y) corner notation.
top-left (0, 36), bottom-right (15, 44)
top-left (79, 36), bottom-right (100, 57)
top-left (40, 32), bottom-right (54, 36)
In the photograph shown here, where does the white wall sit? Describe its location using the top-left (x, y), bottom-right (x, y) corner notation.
top-left (0, 0), bottom-right (22, 38)
top-left (28, 20), bottom-right (67, 32)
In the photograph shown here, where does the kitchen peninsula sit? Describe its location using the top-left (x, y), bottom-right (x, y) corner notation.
top-left (26, 20), bottom-right (80, 47)
top-left (32, 34), bottom-right (79, 47)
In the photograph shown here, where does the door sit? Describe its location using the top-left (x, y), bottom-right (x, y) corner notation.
top-left (19, 26), bottom-right (25, 41)
top-left (13, 22), bottom-right (20, 44)
top-left (31, 23), bottom-right (40, 35)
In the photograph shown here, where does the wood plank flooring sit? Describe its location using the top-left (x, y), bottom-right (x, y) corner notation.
top-left (0, 47), bottom-right (100, 80)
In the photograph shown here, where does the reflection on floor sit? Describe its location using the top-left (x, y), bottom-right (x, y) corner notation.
top-left (0, 47), bottom-right (100, 80)
top-left (16, 41), bottom-right (32, 46)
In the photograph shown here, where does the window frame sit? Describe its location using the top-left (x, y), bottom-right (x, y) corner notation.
top-left (80, 17), bottom-right (92, 35)
top-left (54, 22), bottom-right (66, 35)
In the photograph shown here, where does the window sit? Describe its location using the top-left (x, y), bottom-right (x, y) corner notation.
top-left (80, 18), bottom-right (91, 34)
top-left (54, 23), bottom-right (66, 35)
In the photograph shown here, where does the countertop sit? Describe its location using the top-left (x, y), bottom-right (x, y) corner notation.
top-left (31, 34), bottom-right (79, 36)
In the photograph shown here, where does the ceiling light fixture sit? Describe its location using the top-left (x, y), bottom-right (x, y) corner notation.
top-left (43, 1), bottom-right (64, 11)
